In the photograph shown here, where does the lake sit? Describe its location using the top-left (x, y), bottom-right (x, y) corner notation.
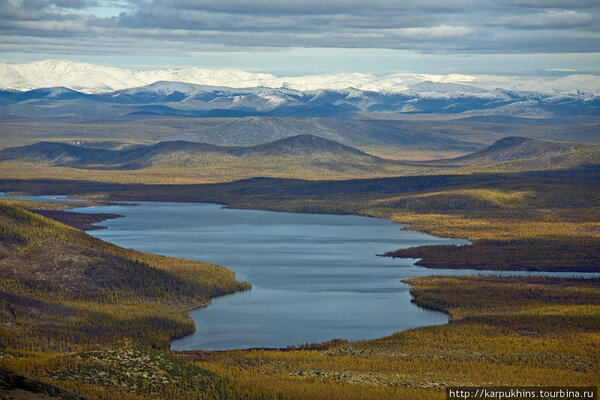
top-left (3, 194), bottom-right (596, 350)
top-left (70, 201), bottom-right (470, 350)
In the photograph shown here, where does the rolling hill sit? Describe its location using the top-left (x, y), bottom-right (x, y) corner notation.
top-left (2, 135), bottom-right (598, 181)
top-left (431, 136), bottom-right (600, 169)
top-left (0, 141), bottom-right (117, 167)
top-left (0, 135), bottom-right (400, 173)
top-left (118, 134), bottom-right (390, 169)
top-left (169, 116), bottom-right (480, 151)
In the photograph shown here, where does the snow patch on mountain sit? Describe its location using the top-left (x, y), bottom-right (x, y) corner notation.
top-left (0, 60), bottom-right (599, 98)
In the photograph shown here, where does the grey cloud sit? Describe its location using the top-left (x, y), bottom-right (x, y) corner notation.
top-left (150, 0), bottom-right (471, 15)
top-left (51, 0), bottom-right (99, 9)
top-left (504, 0), bottom-right (598, 8)
top-left (0, 0), bottom-right (599, 59)
top-left (17, 0), bottom-right (97, 10)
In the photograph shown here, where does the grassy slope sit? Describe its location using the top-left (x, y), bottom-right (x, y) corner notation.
top-left (0, 200), bottom-right (249, 352)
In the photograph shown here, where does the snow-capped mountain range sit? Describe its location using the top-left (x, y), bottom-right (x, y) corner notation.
top-left (1, 59), bottom-right (599, 98)
top-left (1, 60), bottom-right (598, 118)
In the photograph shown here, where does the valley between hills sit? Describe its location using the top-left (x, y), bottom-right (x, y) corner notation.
top-left (0, 113), bottom-right (599, 399)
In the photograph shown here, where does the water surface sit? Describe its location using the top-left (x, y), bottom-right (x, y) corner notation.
top-left (71, 202), bottom-right (469, 350)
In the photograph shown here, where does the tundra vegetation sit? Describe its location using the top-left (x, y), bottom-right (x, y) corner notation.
top-left (0, 114), bottom-right (599, 398)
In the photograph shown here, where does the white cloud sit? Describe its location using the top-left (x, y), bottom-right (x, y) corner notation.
top-left (388, 25), bottom-right (475, 38)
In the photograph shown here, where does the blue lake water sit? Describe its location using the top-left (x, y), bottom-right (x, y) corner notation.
top-left (70, 201), bottom-right (470, 350)
top-left (3, 194), bottom-right (597, 350)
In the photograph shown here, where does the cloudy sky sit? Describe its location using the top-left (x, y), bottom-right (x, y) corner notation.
top-left (1, 0), bottom-right (599, 75)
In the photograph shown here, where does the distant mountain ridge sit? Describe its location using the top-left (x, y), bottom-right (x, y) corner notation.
top-left (1, 80), bottom-right (598, 118)
top-left (2, 60), bottom-right (599, 97)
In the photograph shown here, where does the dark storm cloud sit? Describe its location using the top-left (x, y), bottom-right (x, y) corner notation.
top-left (1, 0), bottom-right (599, 57)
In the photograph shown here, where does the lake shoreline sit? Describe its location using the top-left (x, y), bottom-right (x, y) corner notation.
top-left (3, 193), bottom-right (599, 355)
top-left (64, 200), bottom-right (462, 350)
top-left (30, 208), bottom-right (124, 231)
